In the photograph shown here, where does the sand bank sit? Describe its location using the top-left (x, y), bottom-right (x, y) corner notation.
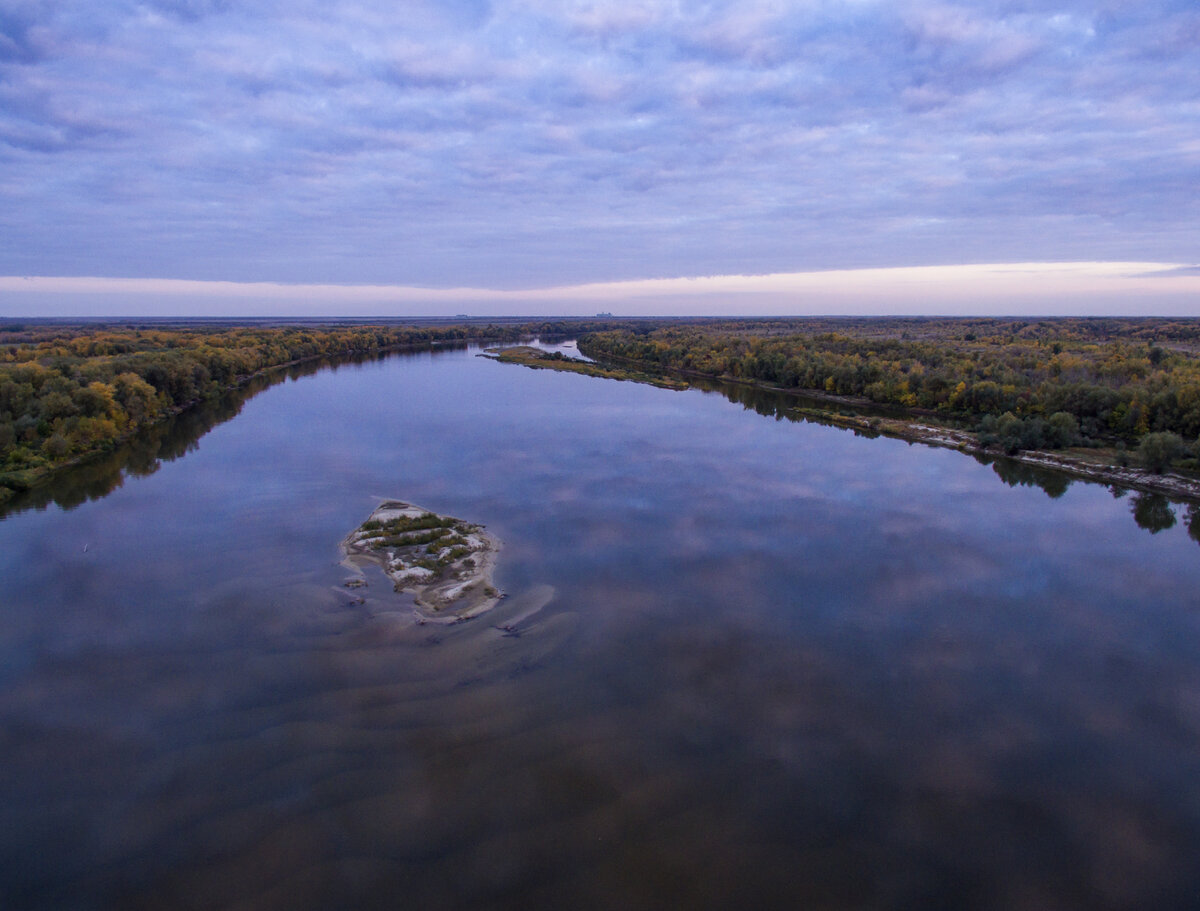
top-left (342, 500), bottom-right (502, 618)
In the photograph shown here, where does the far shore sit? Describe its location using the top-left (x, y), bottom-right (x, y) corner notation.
top-left (575, 348), bottom-right (1200, 504)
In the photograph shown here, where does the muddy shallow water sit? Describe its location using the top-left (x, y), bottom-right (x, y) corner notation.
top-left (2, 344), bottom-right (1199, 910)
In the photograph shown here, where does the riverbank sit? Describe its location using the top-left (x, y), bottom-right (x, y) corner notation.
top-left (0, 325), bottom-right (544, 504)
top-left (806, 409), bottom-right (1200, 502)
top-left (481, 346), bottom-right (689, 389)
top-left (577, 345), bottom-right (1200, 503)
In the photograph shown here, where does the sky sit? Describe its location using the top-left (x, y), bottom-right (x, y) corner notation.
top-left (1, 0), bottom-right (1198, 316)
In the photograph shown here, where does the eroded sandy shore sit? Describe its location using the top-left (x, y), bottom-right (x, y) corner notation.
top-left (801, 409), bottom-right (1200, 502)
top-left (342, 500), bottom-right (503, 618)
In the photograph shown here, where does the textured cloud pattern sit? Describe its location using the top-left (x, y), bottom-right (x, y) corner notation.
top-left (1, 1), bottom-right (1197, 287)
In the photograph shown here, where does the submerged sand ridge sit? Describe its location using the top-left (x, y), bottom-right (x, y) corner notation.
top-left (342, 500), bottom-right (502, 617)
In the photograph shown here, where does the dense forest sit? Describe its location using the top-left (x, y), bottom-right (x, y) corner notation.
top-left (580, 317), bottom-right (1200, 469)
top-left (0, 320), bottom-right (600, 498)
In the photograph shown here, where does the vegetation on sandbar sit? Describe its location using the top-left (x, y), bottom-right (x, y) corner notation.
top-left (355, 510), bottom-right (484, 578)
top-left (343, 500), bottom-right (501, 613)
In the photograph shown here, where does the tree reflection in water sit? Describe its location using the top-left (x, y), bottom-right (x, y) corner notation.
top-left (0, 348), bottom-right (467, 520)
top-left (1131, 492), bottom-right (1178, 534)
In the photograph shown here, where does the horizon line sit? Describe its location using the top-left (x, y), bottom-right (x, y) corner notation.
top-left (3, 261), bottom-right (1199, 317)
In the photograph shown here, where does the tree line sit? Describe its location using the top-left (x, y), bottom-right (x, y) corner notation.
top-left (579, 318), bottom-right (1200, 469)
top-left (0, 321), bottom-right (598, 497)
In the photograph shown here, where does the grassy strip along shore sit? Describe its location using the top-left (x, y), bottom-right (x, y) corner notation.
top-left (481, 345), bottom-right (688, 389)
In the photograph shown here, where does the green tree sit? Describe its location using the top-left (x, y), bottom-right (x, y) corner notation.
top-left (1137, 432), bottom-right (1185, 473)
top-left (1045, 412), bottom-right (1079, 448)
top-left (42, 433), bottom-right (70, 459)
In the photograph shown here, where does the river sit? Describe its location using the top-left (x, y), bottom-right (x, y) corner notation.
top-left (2, 343), bottom-right (1199, 910)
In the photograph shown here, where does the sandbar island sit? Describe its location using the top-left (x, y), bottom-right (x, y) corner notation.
top-left (342, 500), bottom-right (502, 618)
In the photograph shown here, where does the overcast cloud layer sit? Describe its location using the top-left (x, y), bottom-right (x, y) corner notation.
top-left (1, 1), bottom-right (1198, 301)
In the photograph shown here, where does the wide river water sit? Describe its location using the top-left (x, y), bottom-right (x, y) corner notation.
top-left (2, 343), bottom-right (1199, 910)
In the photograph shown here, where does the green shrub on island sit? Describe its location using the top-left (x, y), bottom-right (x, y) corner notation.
top-left (361, 512), bottom-right (459, 536)
top-left (381, 528), bottom-right (457, 549)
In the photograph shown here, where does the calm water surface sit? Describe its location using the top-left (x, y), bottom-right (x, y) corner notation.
top-left (2, 345), bottom-right (1199, 910)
